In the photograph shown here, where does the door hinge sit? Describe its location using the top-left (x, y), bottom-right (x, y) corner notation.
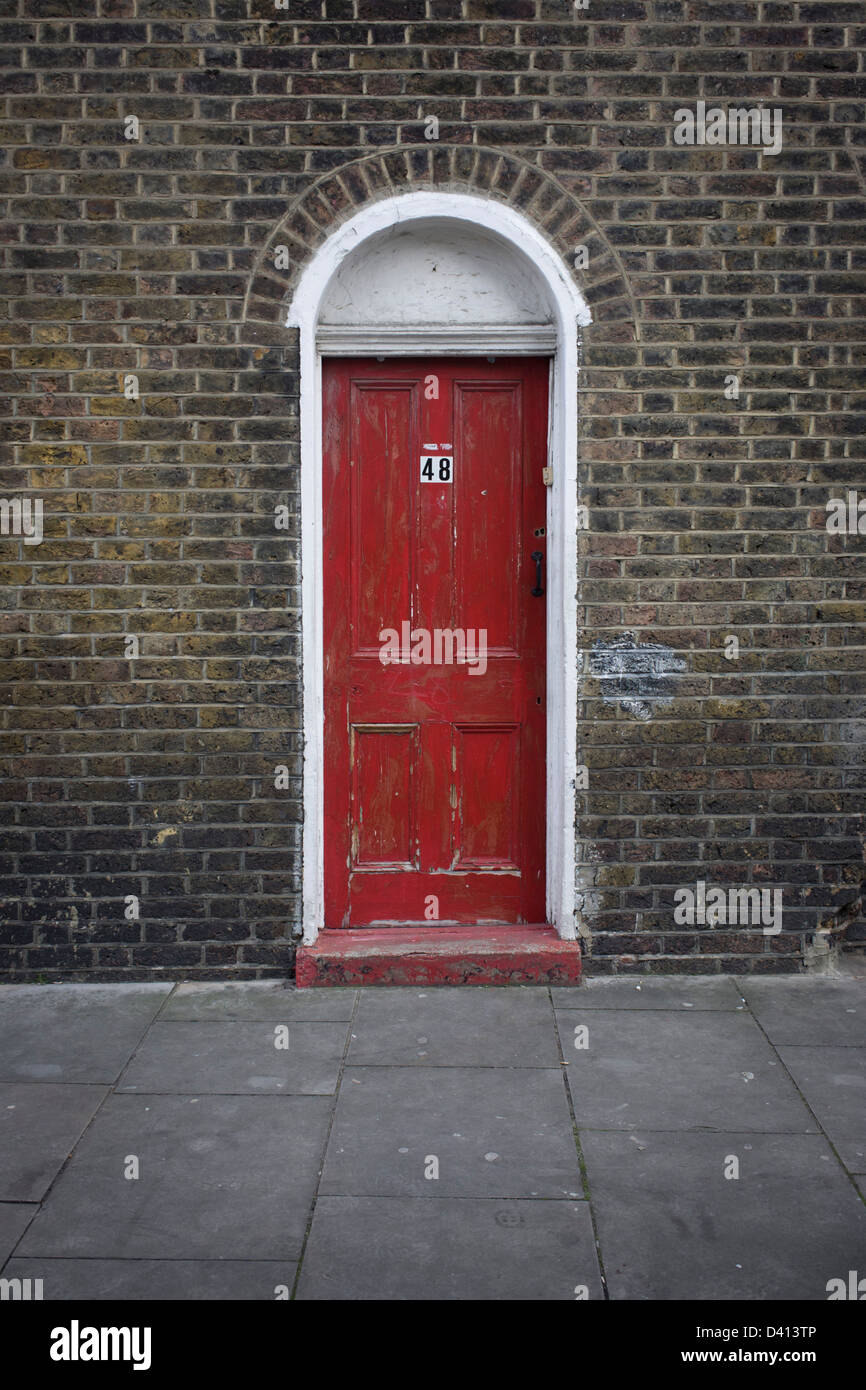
top-left (542, 466), bottom-right (553, 486)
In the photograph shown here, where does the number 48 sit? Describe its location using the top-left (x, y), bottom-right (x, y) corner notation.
top-left (421, 456), bottom-right (453, 483)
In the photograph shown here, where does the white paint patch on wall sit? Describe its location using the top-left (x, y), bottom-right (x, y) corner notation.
top-left (587, 634), bottom-right (688, 721)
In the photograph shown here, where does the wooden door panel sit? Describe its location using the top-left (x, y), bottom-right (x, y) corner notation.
top-left (351, 724), bottom-right (420, 870)
top-left (455, 382), bottom-right (520, 653)
top-left (350, 381), bottom-right (417, 656)
top-left (453, 723), bottom-right (520, 870)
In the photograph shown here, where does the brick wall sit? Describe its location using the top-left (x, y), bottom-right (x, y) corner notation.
top-left (1, 0), bottom-right (864, 979)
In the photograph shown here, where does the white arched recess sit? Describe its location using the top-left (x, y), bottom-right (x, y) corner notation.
top-left (287, 191), bottom-right (591, 945)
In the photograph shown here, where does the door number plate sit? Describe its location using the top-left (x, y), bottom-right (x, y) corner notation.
top-left (420, 445), bottom-right (453, 483)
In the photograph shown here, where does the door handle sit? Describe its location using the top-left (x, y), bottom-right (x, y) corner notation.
top-left (531, 550), bottom-right (545, 596)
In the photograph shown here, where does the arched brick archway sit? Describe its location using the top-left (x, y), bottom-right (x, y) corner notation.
top-left (240, 145), bottom-right (637, 351)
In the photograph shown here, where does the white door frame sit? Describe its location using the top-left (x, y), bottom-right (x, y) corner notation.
top-left (286, 191), bottom-right (591, 944)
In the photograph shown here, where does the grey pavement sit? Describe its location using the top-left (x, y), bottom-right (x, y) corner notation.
top-left (1, 972), bottom-right (865, 1301)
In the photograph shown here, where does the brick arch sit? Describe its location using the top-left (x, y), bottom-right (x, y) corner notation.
top-left (240, 145), bottom-right (637, 349)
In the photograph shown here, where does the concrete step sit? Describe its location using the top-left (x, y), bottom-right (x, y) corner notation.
top-left (296, 925), bottom-right (582, 988)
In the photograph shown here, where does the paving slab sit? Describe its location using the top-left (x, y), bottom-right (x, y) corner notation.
top-left (0, 1258), bottom-right (297, 1301)
top-left (0, 1083), bottom-right (108, 1202)
top-left (559, 1010), bottom-right (815, 1132)
top-left (116, 1021), bottom-right (349, 1095)
top-left (581, 1130), bottom-right (866, 1300)
top-left (347, 986), bottom-right (559, 1067)
top-left (1, 975), bottom-right (863, 1304)
top-left (321, 1066), bottom-right (581, 1199)
top-left (295, 1196), bottom-right (602, 1300)
top-left (739, 977), bottom-right (866, 1048)
top-left (777, 1045), bottom-right (866, 1171)
top-left (553, 977), bottom-right (745, 1011)
top-left (161, 982), bottom-right (356, 1022)
top-left (0, 1202), bottom-right (38, 1265)
top-left (17, 1093), bottom-right (331, 1261)
top-left (0, 985), bottom-right (172, 1084)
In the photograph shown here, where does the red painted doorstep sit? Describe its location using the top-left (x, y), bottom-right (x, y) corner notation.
top-left (295, 925), bottom-right (582, 988)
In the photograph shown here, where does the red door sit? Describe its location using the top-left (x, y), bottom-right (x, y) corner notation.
top-left (323, 357), bottom-right (548, 928)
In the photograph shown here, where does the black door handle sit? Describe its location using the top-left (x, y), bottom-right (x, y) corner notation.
top-left (531, 550), bottom-right (545, 596)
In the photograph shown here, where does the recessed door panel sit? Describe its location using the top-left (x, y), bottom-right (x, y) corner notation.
top-left (351, 724), bottom-right (419, 870)
top-left (350, 381), bottom-right (417, 656)
top-left (453, 724), bottom-right (519, 871)
top-left (456, 384), bottom-right (520, 654)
